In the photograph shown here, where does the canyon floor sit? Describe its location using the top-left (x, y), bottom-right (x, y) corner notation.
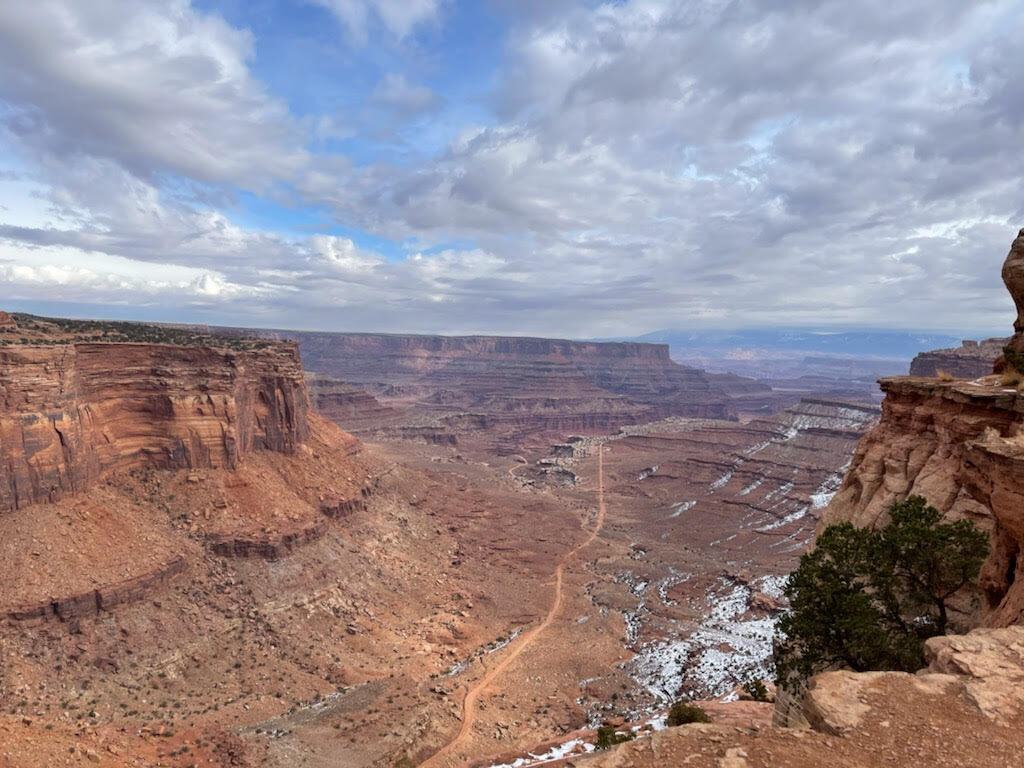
top-left (1, 392), bottom-right (876, 768)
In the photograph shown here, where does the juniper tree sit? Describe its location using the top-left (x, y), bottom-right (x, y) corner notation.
top-left (775, 496), bottom-right (988, 685)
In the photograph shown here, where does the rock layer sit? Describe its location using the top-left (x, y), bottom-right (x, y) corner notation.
top-left (822, 377), bottom-right (1024, 626)
top-left (0, 342), bottom-right (309, 512)
top-left (909, 338), bottom-right (1008, 378)
top-left (272, 331), bottom-right (753, 421)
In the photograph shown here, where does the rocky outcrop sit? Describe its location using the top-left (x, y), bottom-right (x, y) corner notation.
top-left (0, 312), bottom-right (15, 328)
top-left (909, 338), bottom-right (1007, 378)
top-left (305, 374), bottom-right (398, 433)
top-left (226, 331), bottom-right (781, 450)
top-left (6, 556), bottom-right (187, 622)
top-left (0, 342), bottom-right (310, 512)
top-left (1002, 228), bottom-right (1024, 339)
top-left (803, 626), bottom-right (1024, 733)
top-left (822, 377), bottom-right (1024, 625)
top-left (824, 229), bottom-right (1024, 627)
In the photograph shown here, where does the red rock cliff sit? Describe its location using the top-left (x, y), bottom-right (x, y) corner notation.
top-left (822, 230), bottom-right (1024, 628)
top-left (0, 341), bottom-right (309, 512)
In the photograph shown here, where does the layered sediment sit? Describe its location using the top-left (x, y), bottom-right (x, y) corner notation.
top-left (822, 377), bottom-right (1024, 626)
top-left (239, 331), bottom-right (783, 450)
top-left (908, 338), bottom-right (1007, 378)
top-left (0, 341), bottom-right (309, 512)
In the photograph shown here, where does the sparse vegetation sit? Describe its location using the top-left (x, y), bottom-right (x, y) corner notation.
top-left (935, 368), bottom-right (955, 382)
top-left (774, 495), bottom-right (988, 685)
top-left (666, 701), bottom-right (711, 726)
top-left (1, 313), bottom-right (271, 350)
top-left (1002, 345), bottom-right (1024, 375)
top-left (999, 368), bottom-right (1024, 389)
top-left (595, 724), bottom-right (635, 749)
top-left (742, 678), bottom-right (770, 702)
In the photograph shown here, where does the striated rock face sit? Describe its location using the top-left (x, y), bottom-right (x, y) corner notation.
top-left (240, 331), bottom-right (781, 450)
top-left (824, 229), bottom-right (1024, 627)
top-left (278, 332), bottom-right (748, 418)
top-left (909, 337), bottom-right (1008, 379)
top-left (0, 342), bottom-right (309, 512)
top-left (305, 373), bottom-right (398, 433)
top-left (823, 377), bottom-right (1024, 625)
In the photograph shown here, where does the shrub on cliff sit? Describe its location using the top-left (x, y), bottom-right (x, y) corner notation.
top-left (774, 496), bottom-right (988, 685)
top-left (666, 701), bottom-right (711, 726)
top-left (594, 724), bottom-right (635, 749)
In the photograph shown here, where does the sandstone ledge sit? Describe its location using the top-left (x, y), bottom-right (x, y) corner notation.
top-left (5, 556), bottom-right (187, 623)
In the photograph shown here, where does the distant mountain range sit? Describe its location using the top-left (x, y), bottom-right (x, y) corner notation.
top-left (614, 328), bottom-right (981, 359)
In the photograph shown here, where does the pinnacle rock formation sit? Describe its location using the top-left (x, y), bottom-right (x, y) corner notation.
top-left (999, 227), bottom-right (1024, 371)
top-left (0, 311), bottom-right (14, 327)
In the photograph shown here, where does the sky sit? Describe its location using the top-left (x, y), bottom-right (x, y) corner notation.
top-left (0, 0), bottom-right (1021, 337)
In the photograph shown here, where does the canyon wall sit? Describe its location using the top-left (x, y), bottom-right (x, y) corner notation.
top-left (0, 341), bottom-right (309, 512)
top-left (269, 331), bottom-right (769, 427)
top-left (822, 379), bottom-right (1024, 627)
top-left (823, 230), bottom-right (1024, 628)
top-left (908, 338), bottom-right (1006, 378)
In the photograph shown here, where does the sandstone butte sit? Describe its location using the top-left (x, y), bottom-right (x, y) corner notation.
top-left (225, 329), bottom-right (781, 436)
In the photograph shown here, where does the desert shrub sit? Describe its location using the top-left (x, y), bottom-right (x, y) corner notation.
top-left (742, 678), bottom-right (770, 702)
top-left (1003, 346), bottom-right (1024, 375)
top-left (775, 496), bottom-right (988, 685)
top-left (666, 701), bottom-right (711, 726)
top-left (595, 724), bottom-right (635, 749)
top-left (935, 368), bottom-right (955, 382)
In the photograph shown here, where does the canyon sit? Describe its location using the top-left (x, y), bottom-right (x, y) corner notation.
top-left (4, 231), bottom-right (1024, 768)
top-left (226, 330), bottom-right (784, 452)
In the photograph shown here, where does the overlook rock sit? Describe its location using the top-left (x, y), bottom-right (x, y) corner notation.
top-left (0, 341), bottom-right (309, 512)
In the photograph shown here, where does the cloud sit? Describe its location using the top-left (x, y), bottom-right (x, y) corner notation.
top-left (0, 0), bottom-right (1021, 337)
top-left (371, 74), bottom-right (442, 119)
top-left (0, 0), bottom-right (305, 189)
top-left (312, 0), bottom-right (441, 43)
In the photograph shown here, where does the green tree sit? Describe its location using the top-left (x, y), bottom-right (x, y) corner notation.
top-left (775, 496), bottom-right (988, 685)
top-left (872, 496), bottom-right (989, 635)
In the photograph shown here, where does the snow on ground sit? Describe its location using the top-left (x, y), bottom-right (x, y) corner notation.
top-left (638, 464), bottom-right (660, 481)
top-left (669, 500), bottom-right (696, 518)
top-left (809, 459), bottom-right (852, 509)
top-left (738, 475), bottom-right (765, 496)
top-left (709, 467), bottom-right (735, 490)
top-left (757, 504), bottom-right (809, 532)
top-left (657, 569), bottom-right (691, 607)
top-left (626, 575), bottom-right (783, 703)
top-left (486, 739), bottom-right (595, 768)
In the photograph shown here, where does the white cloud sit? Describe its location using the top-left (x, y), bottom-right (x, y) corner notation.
top-left (0, 0), bottom-right (305, 188)
top-left (0, 0), bottom-right (1021, 336)
top-left (312, 0), bottom-right (441, 42)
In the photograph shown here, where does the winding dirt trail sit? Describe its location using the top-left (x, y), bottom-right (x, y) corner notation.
top-left (422, 446), bottom-right (607, 767)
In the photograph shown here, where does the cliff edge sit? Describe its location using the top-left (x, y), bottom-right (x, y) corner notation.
top-left (821, 231), bottom-right (1024, 627)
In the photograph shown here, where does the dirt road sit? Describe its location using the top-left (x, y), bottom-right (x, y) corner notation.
top-left (421, 446), bottom-right (608, 767)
